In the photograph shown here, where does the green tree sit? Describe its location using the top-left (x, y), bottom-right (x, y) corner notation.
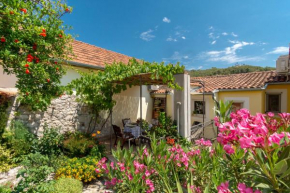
top-left (0, 0), bottom-right (73, 111)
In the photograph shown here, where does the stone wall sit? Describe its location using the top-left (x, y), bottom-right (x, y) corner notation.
top-left (6, 94), bottom-right (112, 138)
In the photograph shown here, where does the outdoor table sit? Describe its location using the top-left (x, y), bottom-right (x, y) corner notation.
top-left (124, 124), bottom-right (141, 147)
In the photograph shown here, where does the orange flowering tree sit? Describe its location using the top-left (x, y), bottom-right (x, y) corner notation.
top-left (0, 0), bottom-right (73, 110)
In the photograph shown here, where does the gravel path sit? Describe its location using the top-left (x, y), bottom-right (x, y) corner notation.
top-left (82, 179), bottom-right (113, 193)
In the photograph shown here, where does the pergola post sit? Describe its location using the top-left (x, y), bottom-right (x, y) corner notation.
top-left (174, 73), bottom-right (191, 139)
top-left (139, 76), bottom-right (142, 130)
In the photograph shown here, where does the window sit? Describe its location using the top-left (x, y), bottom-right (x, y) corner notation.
top-left (266, 94), bottom-right (281, 113)
top-left (232, 102), bottom-right (244, 112)
top-left (194, 101), bottom-right (205, 115)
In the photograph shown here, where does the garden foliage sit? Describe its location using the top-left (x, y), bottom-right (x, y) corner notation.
top-left (53, 178), bottom-right (83, 193)
top-left (0, 0), bottom-right (73, 111)
top-left (55, 156), bottom-right (99, 183)
top-left (97, 110), bottom-right (290, 193)
top-left (63, 131), bottom-right (105, 158)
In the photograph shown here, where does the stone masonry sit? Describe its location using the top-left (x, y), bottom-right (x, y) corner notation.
top-left (6, 94), bottom-right (112, 138)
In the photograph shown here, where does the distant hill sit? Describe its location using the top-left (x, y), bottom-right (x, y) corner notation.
top-left (189, 64), bottom-right (275, 77)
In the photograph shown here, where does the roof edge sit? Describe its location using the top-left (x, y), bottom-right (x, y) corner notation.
top-left (66, 60), bottom-right (105, 70)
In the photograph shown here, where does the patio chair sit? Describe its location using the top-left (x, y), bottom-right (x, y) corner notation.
top-left (112, 125), bottom-right (135, 148)
top-left (122, 118), bottom-right (131, 127)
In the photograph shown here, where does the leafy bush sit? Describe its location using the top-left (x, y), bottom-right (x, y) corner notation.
top-left (150, 112), bottom-right (178, 139)
top-left (0, 145), bottom-right (16, 172)
top-left (0, 183), bottom-right (12, 193)
top-left (150, 112), bottom-right (190, 147)
top-left (63, 132), bottom-right (97, 157)
top-left (3, 121), bottom-right (36, 160)
top-left (14, 153), bottom-right (67, 192)
top-left (53, 178), bottom-right (83, 193)
top-left (32, 126), bottom-right (64, 156)
top-left (55, 156), bottom-right (99, 183)
top-left (0, 93), bottom-right (10, 141)
top-left (89, 143), bottom-right (106, 159)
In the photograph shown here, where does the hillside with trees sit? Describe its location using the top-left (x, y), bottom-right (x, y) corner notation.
top-left (189, 64), bottom-right (275, 77)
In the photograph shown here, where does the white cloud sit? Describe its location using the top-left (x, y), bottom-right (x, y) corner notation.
top-left (166, 36), bottom-right (177, 42)
top-left (267, 47), bottom-right (289, 54)
top-left (222, 32), bottom-right (228, 36)
top-left (209, 26), bottom-right (214, 30)
top-left (140, 29), bottom-right (155, 41)
top-left (208, 32), bottom-right (214, 39)
top-left (231, 32), bottom-right (238, 37)
top-left (181, 36), bottom-right (186, 40)
top-left (211, 40), bottom-right (216, 45)
top-left (163, 17), bottom-right (171, 23)
top-left (200, 40), bottom-right (262, 63)
top-left (162, 51), bottom-right (192, 65)
top-left (198, 66), bottom-right (203, 69)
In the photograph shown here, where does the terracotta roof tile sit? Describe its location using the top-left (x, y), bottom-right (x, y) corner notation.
top-left (70, 40), bottom-right (134, 68)
top-left (151, 86), bottom-right (172, 94)
top-left (191, 71), bottom-right (290, 93)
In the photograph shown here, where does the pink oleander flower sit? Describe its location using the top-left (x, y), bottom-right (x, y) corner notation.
top-left (269, 132), bottom-right (285, 145)
top-left (223, 144), bottom-right (235, 154)
top-left (117, 162), bottom-right (125, 172)
top-left (217, 181), bottom-right (231, 193)
top-left (195, 138), bottom-right (212, 146)
top-left (145, 170), bottom-right (151, 177)
top-left (238, 183), bottom-right (262, 193)
top-left (143, 148), bottom-right (149, 156)
top-left (127, 174), bottom-right (133, 181)
top-left (214, 116), bottom-right (220, 126)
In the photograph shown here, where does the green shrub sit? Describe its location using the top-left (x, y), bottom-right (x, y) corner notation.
top-left (0, 93), bottom-right (10, 141)
top-left (0, 183), bottom-right (12, 193)
top-left (53, 178), bottom-right (83, 193)
top-left (55, 156), bottom-right (99, 183)
top-left (0, 145), bottom-right (16, 173)
top-left (89, 143), bottom-right (106, 159)
top-left (32, 126), bottom-right (64, 156)
top-left (14, 153), bottom-right (67, 192)
top-left (3, 121), bottom-right (36, 161)
top-left (63, 132), bottom-right (96, 157)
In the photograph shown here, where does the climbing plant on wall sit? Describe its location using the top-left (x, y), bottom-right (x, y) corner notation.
top-left (0, 0), bottom-right (73, 111)
top-left (68, 59), bottom-right (185, 132)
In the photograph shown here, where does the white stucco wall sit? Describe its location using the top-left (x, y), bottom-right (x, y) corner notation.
top-left (0, 65), bottom-right (17, 88)
top-left (112, 85), bottom-right (153, 129)
top-left (60, 66), bottom-right (96, 86)
top-left (0, 65), bottom-right (95, 88)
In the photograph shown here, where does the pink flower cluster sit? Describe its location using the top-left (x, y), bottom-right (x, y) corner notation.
top-left (195, 138), bottom-right (212, 146)
top-left (217, 109), bottom-right (290, 150)
top-left (218, 181), bottom-right (261, 193)
top-left (238, 183), bottom-right (262, 193)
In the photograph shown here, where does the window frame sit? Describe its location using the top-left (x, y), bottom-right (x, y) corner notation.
top-left (193, 100), bottom-right (205, 115)
top-left (265, 93), bottom-right (281, 113)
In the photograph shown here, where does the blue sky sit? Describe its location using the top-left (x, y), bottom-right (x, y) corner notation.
top-left (64, 0), bottom-right (290, 70)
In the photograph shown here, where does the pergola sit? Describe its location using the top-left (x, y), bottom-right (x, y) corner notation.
top-left (110, 73), bottom-right (168, 150)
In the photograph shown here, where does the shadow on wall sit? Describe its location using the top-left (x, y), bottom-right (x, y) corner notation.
top-left (112, 85), bottom-right (153, 129)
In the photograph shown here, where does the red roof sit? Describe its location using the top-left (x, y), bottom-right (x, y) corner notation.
top-left (191, 71), bottom-right (289, 93)
top-left (70, 40), bottom-right (134, 68)
top-left (151, 86), bottom-right (172, 94)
